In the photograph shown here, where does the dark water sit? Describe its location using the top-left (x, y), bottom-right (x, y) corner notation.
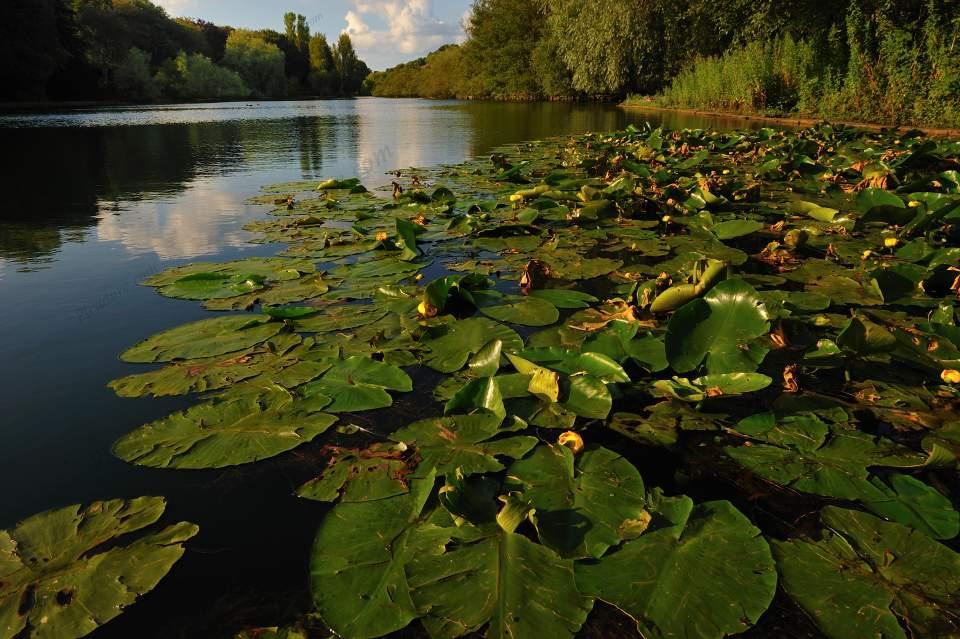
top-left (0, 98), bottom-right (772, 638)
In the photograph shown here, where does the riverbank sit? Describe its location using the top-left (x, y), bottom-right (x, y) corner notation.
top-left (621, 100), bottom-right (960, 138)
top-left (0, 94), bottom-right (365, 114)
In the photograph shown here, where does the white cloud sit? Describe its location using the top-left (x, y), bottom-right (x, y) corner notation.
top-left (97, 186), bottom-right (250, 260)
top-left (343, 0), bottom-right (466, 69)
top-left (152, 0), bottom-right (196, 17)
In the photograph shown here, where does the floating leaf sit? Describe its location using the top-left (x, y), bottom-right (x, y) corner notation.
top-left (473, 290), bottom-right (560, 327)
top-left (576, 499), bottom-right (777, 639)
top-left (108, 334), bottom-right (307, 398)
top-left (422, 318), bottom-right (523, 373)
top-left (712, 219), bottom-right (764, 240)
top-left (506, 445), bottom-right (647, 558)
top-left (665, 279), bottom-right (771, 374)
top-left (773, 506), bottom-right (960, 639)
top-left (527, 289), bottom-right (599, 309)
top-left (301, 356), bottom-right (412, 413)
top-left (121, 315), bottom-right (283, 363)
top-left (309, 470), bottom-right (442, 639)
top-left (113, 385), bottom-right (337, 469)
top-left (0, 497), bottom-right (198, 639)
top-left (726, 417), bottom-right (925, 500)
top-left (296, 444), bottom-right (414, 503)
top-left (391, 411), bottom-right (537, 477)
top-left (406, 481), bottom-right (593, 639)
top-left (861, 473), bottom-right (959, 540)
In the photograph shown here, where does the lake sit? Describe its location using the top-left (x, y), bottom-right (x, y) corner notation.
top-left (0, 98), bottom-right (772, 637)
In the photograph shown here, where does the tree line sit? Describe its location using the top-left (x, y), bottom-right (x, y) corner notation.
top-left (366, 0), bottom-right (960, 127)
top-left (0, 0), bottom-right (371, 102)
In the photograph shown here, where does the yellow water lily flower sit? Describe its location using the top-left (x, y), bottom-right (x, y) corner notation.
top-left (909, 200), bottom-right (922, 208)
top-left (558, 431), bottom-right (584, 454)
top-left (509, 193), bottom-right (524, 203)
top-left (375, 231), bottom-right (389, 242)
top-left (942, 369), bottom-right (960, 384)
top-left (884, 237), bottom-right (899, 248)
top-left (417, 301), bottom-right (438, 318)
top-left (862, 250), bottom-right (873, 260)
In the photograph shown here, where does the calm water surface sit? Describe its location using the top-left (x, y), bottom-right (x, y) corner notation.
top-left (0, 98), bottom-right (771, 637)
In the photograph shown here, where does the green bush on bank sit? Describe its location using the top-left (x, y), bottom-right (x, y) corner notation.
top-left (651, 3), bottom-right (960, 128)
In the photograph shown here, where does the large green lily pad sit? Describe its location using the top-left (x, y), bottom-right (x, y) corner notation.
top-left (113, 385), bottom-right (336, 469)
top-left (300, 356), bottom-right (412, 413)
top-left (108, 334), bottom-right (308, 398)
top-left (726, 415), bottom-right (925, 501)
top-left (309, 470), bottom-right (444, 639)
top-left (773, 506), bottom-right (960, 639)
top-left (121, 315), bottom-right (283, 363)
top-left (665, 279), bottom-right (771, 374)
top-left (391, 411), bottom-right (537, 477)
top-left (406, 480), bottom-right (593, 639)
top-left (421, 318), bottom-right (523, 373)
top-left (575, 499), bottom-right (777, 639)
top-left (0, 497), bottom-right (198, 639)
top-left (505, 445), bottom-right (647, 558)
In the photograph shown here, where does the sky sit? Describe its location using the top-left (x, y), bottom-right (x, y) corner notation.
top-left (152, 0), bottom-right (472, 70)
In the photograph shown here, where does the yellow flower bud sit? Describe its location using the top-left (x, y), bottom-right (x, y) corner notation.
top-left (862, 250), bottom-right (873, 260)
top-left (509, 194), bottom-right (524, 202)
top-left (661, 215), bottom-right (672, 224)
top-left (417, 301), bottom-right (438, 318)
top-left (884, 237), bottom-right (899, 248)
top-left (909, 200), bottom-right (922, 208)
top-left (942, 369), bottom-right (960, 384)
top-left (375, 231), bottom-right (389, 242)
top-left (558, 431), bottom-right (584, 454)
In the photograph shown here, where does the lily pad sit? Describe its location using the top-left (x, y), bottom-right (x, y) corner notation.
top-left (309, 470), bottom-right (443, 639)
top-left (0, 497), bottom-right (198, 639)
top-left (391, 411), bottom-right (537, 477)
top-left (575, 499), bottom-right (777, 639)
top-left (726, 417), bottom-right (925, 501)
top-left (300, 356), bottom-right (412, 413)
top-left (861, 473), bottom-right (960, 540)
top-left (505, 445), bottom-right (647, 558)
top-left (473, 291), bottom-right (560, 327)
top-left (296, 444), bottom-right (414, 503)
top-left (113, 385), bottom-right (337, 469)
top-left (121, 315), bottom-right (283, 363)
top-left (773, 506), bottom-right (960, 639)
top-left (422, 318), bottom-right (523, 373)
top-left (406, 482), bottom-right (593, 639)
top-left (665, 279), bottom-right (771, 374)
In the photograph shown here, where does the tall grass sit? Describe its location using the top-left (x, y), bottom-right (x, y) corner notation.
top-left (649, 5), bottom-right (960, 128)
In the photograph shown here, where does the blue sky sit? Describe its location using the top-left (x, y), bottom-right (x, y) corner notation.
top-left (153, 0), bottom-right (472, 70)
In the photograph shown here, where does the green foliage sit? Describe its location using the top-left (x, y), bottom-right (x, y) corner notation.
top-left (332, 33), bottom-right (369, 95)
top-left (114, 46), bottom-right (158, 100)
top-left (1, 1), bottom-right (370, 102)
top-left (654, 1), bottom-right (960, 127)
top-left (223, 29), bottom-right (287, 98)
top-left (156, 51), bottom-right (249, 100)
top-left (364, 0), bottom-right (960, 127)
top-left (308, 34), bottom-right (336, 96)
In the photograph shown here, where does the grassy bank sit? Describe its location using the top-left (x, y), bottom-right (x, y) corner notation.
top-left (631, 10), bottom-right (960, 130)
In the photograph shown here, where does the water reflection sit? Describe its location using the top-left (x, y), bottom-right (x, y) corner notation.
top-left (0, 98), bottom-right (773, 269)
top-left (95, 183), bottom-right (254, 260)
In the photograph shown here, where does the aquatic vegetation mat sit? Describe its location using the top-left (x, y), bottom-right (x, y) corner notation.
top-left (10, 122), bottom-right (960, 638)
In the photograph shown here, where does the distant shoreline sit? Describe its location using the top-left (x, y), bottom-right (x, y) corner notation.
top-left (621, 102), bottom-right (960, 138)
top-left (0, 95), bottom-right (363, 115)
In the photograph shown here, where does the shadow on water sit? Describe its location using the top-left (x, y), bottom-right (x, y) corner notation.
top-left (0, 98), bottom-right (786, 638)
